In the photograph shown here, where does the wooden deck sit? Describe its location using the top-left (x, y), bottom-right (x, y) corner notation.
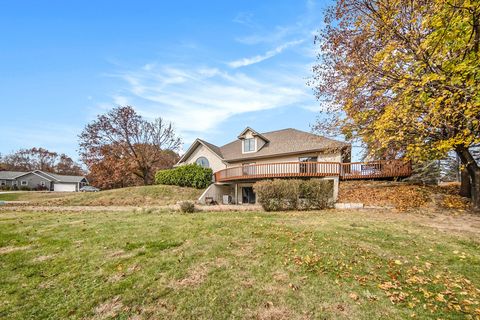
top-left (214, 160), bottom-right (412, 183)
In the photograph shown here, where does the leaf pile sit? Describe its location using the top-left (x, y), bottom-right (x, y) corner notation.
top-left (440, 194), bottom-right (470, 210)
top-left (339, 181), bottom-right (431, 210)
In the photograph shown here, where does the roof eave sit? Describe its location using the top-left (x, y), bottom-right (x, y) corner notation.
top-left (176, 139), bottom-right (224, 165)
top-left (224, 146), bottom-right (350, 163)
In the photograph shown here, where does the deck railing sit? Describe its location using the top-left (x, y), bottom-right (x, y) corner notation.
top-left (214, 160), bottom-right (412, 183)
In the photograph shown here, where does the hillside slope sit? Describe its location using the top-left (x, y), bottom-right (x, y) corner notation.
top-left (0, 185), bottom-right (203, 206)
top-left (338, 181), bottom-right (469, 211)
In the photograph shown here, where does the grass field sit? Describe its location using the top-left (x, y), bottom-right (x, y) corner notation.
top-left (0, 185), bottom-right (203, 206)
top-left (1, 209), bottom-right (479, 319)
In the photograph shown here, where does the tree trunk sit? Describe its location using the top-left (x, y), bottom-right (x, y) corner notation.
top-left (459, 168), bottom-right (472, 198)
top-left (456, 147), bottom-right (480, 212)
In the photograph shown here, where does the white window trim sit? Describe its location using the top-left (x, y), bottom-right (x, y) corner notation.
top-left (0, 180), bottom-right (6, 186)
top-left (12, 181), bottom-right (18, 186)
top-left (242, 138), bottom-right (256, 154)
top-left (21, 180), bottom-right (28, 186)
top-left (40, 181), bottom-right (46, 187)
top-left (195, 156), bottom-right (210, 168)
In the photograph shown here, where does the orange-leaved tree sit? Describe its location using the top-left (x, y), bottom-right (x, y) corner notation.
top-left (79, 106), bottom-right (181, 188)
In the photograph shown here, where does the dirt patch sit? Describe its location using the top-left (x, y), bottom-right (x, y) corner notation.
top-left (1, 205), bottom-right (139, 213)
top-left (93, 296), bottom-right (123, 320)
top-left (196, 204), bottom-right (263, 212)
top-left (0, 245), bottom-right (31, 254)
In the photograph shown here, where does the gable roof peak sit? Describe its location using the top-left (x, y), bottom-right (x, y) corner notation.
top-left (176, 138), bottom-right (224, 164)
top-left (237, 127), bottom-right (270, 142)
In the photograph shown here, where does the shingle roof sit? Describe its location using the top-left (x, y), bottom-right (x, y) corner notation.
top-left (0, 170), bottom-right (86, 183)
top-left (0, 171), bottom-right (28, 180)
top-left (219, 128), bottom-right (350, 161)
top-left (198, 139), bottom-right (223, 158)
top-left (47, 172), bottom-right (87, 183)
top-left (179, 128), bottom-right (350, 165)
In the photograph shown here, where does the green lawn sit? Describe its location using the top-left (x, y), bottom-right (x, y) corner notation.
top-left (0, 185), bottom-right (203, 206)
top-left (0, 193), bottom-right (21, 201)
top-left (0, 209), bottom-right (479, 319)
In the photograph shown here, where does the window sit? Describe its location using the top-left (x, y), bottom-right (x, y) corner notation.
top-left (243, 138), bottom-right (255, 152)
top-left (40, 181), bottom-right (46, 187)
top-left (299, 157), bottom-right (318, 173)
top-left (21, 180), bottom-right (28, 186)
top-left (0, 180), bottom-right (5, 186)
top-left (12, 181), bottom-right (17, 186)
top-left (195, 157), bottom-right (210, 168)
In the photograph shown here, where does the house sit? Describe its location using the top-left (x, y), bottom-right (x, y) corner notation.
top-left (177, 127), bottom-right (412, 205)
top-left (177, 127), bottom-right (349, 204)
top-left (0, 170), bottom-right (88, 192)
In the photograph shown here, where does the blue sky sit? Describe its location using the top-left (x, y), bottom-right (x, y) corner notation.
top-left (0, 0), bottom-right (341, 160)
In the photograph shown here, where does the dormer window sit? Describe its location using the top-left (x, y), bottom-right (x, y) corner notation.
top-left (243, 138), bottom-right (255, 153)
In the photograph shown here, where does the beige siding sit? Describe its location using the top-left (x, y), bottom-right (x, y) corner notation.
top-left (228, 151), bottom-right (342, 167)
top-left (198, 183), bottom-right (234, 204)
top-left (182, 144), bottom-right (226, 173)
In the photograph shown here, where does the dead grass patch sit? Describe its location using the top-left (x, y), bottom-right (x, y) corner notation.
top-left (106, 249), bottom-right (136, 260)
top-left (33, 254), bottom-right (55, 262)
top-left (0, 245), bottom-right (31, 254)
top-left (250, 303), bottom-right (294, 320)
top-left (272, 271), bottom-right (289, 283)
top-left (134, 299), bottom-right (176, 319)
top-left (172, 263), bottom-right (210, 288)
top-left (93, 296), bottom-right (123, 320)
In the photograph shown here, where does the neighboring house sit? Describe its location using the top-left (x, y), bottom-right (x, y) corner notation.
top-left (0, 170), bottom-right (88, 192)
top-left (177, 127), bottom-right (412, 205)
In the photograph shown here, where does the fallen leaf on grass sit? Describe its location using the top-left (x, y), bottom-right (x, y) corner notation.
top-left (349, 293), bottom-right (359, 301)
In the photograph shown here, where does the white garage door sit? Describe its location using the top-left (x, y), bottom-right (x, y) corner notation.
top-left (53, 183), bottom-right (77, 192)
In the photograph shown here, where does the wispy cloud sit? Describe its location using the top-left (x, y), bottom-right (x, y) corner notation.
top-left (228, 39), bottom-right (304, 68)
top-left (234, 0), bottom-right (320, 47)
top-left (98, 0), bottom-right (324, 144)
top-left (233, 12), bottom-right (257, 28)
top-left (105, 62), bottom-right (314, 142)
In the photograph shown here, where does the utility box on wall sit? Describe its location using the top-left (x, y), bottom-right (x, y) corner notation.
top-left (222, 195), bottom-right (232, 205)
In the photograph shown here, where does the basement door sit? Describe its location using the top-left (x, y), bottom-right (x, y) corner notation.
top-left (242, 187), bottom-right (256, 204)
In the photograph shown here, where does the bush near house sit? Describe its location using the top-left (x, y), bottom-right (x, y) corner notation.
top-left (299, 179), bottom-right (334, 210)
top-left (155, 164), bottom-right (212, 189)
top-left (254, 179), bottom-right (333, 211)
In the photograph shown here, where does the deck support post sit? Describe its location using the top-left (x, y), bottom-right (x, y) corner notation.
top-left (234, 183), bottom-right (238, 205)
top-left (332, 177), bottom-right (339, 201)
